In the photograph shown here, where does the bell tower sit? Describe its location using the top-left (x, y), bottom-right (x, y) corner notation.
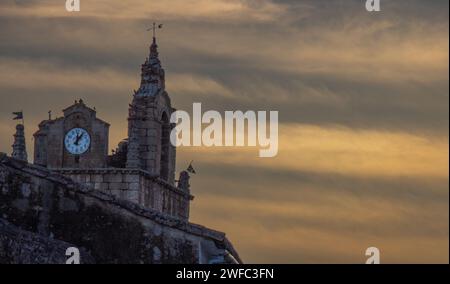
top-left (126, 34), bottom-right (176, 185)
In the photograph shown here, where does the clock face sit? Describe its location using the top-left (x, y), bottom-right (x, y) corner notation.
top-left (64, 128), bottom-right (91, 155)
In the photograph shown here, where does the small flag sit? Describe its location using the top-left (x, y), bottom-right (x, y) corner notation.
top-left (12, 111), bottom-right (23, 120)
top-left (187, 161), bottom-right (196, 174)
top-left (158, 24), bottom-right (163, 29)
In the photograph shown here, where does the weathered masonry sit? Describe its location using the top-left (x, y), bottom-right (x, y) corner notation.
top-left (0, 154), bottom-right (241, 264)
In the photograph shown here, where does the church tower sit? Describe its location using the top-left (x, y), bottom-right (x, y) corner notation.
top-left (126, 34), bottom-right (176, 185)
top-left (31, 31), bottom-right (191, 220)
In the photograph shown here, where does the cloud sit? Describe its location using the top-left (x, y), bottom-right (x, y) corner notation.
top-left (0, 58), bottom-right (135, 93)
top-left (174, 122), bottom-right (449, 263)
top-left (1, 0), bottom-right (288, 22)
top-left (0, 0), bottom-right (447, 134)
top-left (188, 173), bottom-right (448, 263)
top-left (177, 123), bottom-right (449, 178)
top-left (168, 74), bottom-right (234, 98)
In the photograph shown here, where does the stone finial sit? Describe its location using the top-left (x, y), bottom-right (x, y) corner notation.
top-left (178, 170), bottom-right (190, 191)
top-left (135, 29), bottom-right (165, 97)
top-left (11, 124), bottom-right (28, 162)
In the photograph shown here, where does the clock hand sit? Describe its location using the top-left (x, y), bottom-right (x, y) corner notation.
top-left (74, 133), bottom-right (83, 146)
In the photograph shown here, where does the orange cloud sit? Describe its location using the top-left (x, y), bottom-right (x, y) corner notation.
top-left (177, 124), bottom-right (449, 178)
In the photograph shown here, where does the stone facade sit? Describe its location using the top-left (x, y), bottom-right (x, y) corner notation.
top-left (0, 154), bottom-right (241, 264)
top-left (54, 168), bottom-right (191, 220)
top-left (33, 100), bottom-right (109, 169)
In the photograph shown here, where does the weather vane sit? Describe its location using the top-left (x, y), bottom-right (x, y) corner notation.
top-left (187, 160), bottom-right (196, 174)
top-left (12, 110), bottom-right (24, 125)
top-left (147, 22), bottom-right (163, 40)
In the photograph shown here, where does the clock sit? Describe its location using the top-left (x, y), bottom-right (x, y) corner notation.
top-left (64, 127), bottom-right (91, 155)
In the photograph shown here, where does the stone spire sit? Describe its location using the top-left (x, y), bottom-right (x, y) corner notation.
top-left (11, 124), bottom-right (28, 162)
top-left (126, 33), bottom-right (176, 184)
top-left (135, 35), bottom-right (165, 97)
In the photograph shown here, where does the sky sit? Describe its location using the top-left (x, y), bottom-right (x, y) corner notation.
top-left (0, 0), bottom-right (448, 263)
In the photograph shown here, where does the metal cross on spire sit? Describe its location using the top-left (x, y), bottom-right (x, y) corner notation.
top-left (147, 22), bottom-right (163, 43)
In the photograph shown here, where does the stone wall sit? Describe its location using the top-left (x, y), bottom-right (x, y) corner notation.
top-left (126, 93), bottom-right (176, 185)
top-left (0, 153), bottom-right (241, 264)
top-left (0, 218), bottom-right (95, 264)
top-left (53, 168), bottom-right (192, 220)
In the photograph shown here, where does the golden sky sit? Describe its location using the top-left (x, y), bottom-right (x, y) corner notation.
top-left (0, 0), bottom-right (448, 263)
